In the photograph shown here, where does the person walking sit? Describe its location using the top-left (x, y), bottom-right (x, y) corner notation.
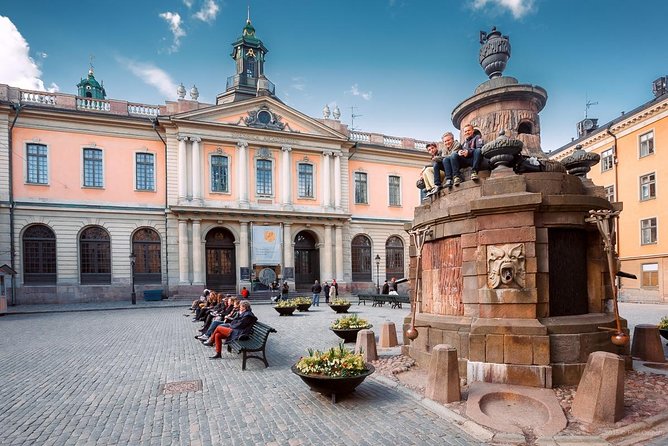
top-left (311, 279), bottom-right (322, 306)
top-left (281, 281), bottom-right (290, 300)
top-left (323, 281), bottom-right (331, 304)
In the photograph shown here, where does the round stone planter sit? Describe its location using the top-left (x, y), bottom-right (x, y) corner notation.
top-left (329, 304), bottom-right (351, 314)
top-left (296, 303), bottom-right (312, 312)
top-left (274, 306), bottom-right (297, 316)
top-left (291, 364), bottom-right (375, 403)
top-left (330, 326), bottom-right (372, 343)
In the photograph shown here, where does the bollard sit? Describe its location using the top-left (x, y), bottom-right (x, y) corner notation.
top-left (355, 329), bottom-right (378, 362)
top-left (425, 344), bottom-right (461, 403)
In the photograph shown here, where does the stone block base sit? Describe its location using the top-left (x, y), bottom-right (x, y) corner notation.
top-left (467, 361), bottom-right (552, 388)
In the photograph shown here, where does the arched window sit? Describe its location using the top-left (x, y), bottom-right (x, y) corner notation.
top-left (80, 226), bottom-right (111, 284)
top-left (385, 236), bottom-right (404, 280)
top-left (132, 228), bottom-right (161, 283)
top-left (518, 121), bottom-right (533, 135)
top-left (351, 235), bottom-right (372, 281)
top-left (22, 224), bottom-right (56, 284)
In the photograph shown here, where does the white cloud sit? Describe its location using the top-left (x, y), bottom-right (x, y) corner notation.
top-left (39, 51), bottom-right (48, 58)
top-left (183, 0), bottom-right (193, 8)
top-left (348, 83), bottom-right (372, 101)
top-left (0, 16), bottom-right (51, 91)
top-left (471, 0), bottom-right (536, 19)
top-left (118, 57), bottom-right (177, 98)
top-left (194, 0), bottom-right (220, 23)
top-left (291, 77), bottom-right (306, 91)
top-left (159, 11), bottom-right (186, 52)
top-left (47, 82), bottom-right (59, 93)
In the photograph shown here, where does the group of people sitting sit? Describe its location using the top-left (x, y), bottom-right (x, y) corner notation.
top-left (421, 123), bottom-right (484, 197)
top-left (189, 289), bottom-right (257, 360)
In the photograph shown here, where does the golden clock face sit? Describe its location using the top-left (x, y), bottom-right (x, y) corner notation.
top-left (246, 48), bottom-right (256, 58)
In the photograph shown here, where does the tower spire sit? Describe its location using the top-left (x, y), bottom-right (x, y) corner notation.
top-left (247, 4), bottom-right (250, 22)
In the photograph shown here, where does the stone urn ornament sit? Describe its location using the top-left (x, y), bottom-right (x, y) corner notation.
top-left (481, 130), bottom-right (523, 171)
top-left (479, 27), bottom-right (511, 79)
top-left (560, 145), bottom-right (601, 176)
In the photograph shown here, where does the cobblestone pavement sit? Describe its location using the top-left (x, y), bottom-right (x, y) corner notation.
top-left (0, 303), bottom-right (485, 446)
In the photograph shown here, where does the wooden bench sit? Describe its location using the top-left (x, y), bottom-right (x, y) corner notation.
top-left (357, 294), bottom-right (375, 305)
top-left (356, 294), bottom-right (410, 308)
top-left (225, 321), bottom-right (277, 370)
top-left (388, 295), bottom-right (410, 309)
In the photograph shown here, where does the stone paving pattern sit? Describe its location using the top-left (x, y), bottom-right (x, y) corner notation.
top-left (0, 302), bottom-right (485, 446)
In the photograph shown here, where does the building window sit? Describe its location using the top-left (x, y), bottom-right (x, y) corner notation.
top-left (351, 234), bottom-right (372, 281)
top-left (211, 155), bottom-right (229, 192)
top-left (641, 218), bottom-right (657, 245)
top-left (297, 163), bottom-right (314, 198)
top-left (256, 159), bottom-right (272, 196)
top-left (385, 236), bottom-right (404, 280)
top-left (639, 131), bottom-right (655, 158)
top-left (601, 148), bottom-right (613, 172)
top-left (22, 224), bottom-right (56, 284)
top-left (80, 226), bottom-right (111, 284)
top-left (604, 185), bottom-right (615, 202)
top-left (135, 153), bottom-right (155, 191)
top-left (354, 172), bottom-right (368, 204)
top-left (83, 148), bottom-right (103, 187)
top-left (26, 143), bottom-right (48, 184)
top-left (641, 263), bottom-right (659, 288)
top-left (388, 175), bottom-right (401, 206)
top-left (640, 173), bottom-right (656, 201)
top-left (132, 228), bottom-right (161, 283)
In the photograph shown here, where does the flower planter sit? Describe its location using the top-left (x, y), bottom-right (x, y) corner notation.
top-left (296, 303), bottom-right (312, 312)
top-left (274, 306), bottom-right (297, 316)
top-left (330, 327), bottom-right (372, 343)
top-left (329, 303), bottom-right (351, 314)
top-left (291, 364), bottom-right (375, 403)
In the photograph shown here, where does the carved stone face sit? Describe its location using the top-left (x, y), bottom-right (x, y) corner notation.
top-left (487, 243), bottom-right (526, 289)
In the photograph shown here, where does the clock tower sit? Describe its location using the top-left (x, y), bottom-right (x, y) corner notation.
top-left (217, 16), bottom-right (276, 104)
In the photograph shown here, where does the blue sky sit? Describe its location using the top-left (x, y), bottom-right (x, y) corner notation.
top-left (2, 0), bottom-right (668, 151)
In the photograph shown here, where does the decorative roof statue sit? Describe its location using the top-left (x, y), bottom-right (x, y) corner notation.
top-left (560, 145), bottom-right (601, 177)
top-left (190, 85), bottom-right (200, 100)
top-left (177, 83), bottom-right (186, 99)
top-left (323, 104), bottom-right (331, 119)
top-left (479, 26), bottom-right (511, 79)
top-left (333, 105), bottom-right (341, 120)
top-left (481, 130), bottom-right (523, 170)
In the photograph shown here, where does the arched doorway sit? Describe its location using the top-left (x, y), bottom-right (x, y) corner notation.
top-left (205, 228), bottom-right (236, 291)
top-left (294, 231), bottom-right (319, 290)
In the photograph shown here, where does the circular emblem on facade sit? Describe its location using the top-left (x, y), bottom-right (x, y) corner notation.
top-left (259, 268), bottom-right (276, 285)
top-left (257, 109), bottom-right (272, 124)
top-left (264, 230), bottom-right (276, 242)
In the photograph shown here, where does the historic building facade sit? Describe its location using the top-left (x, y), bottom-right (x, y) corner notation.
top-left (0, 19), bottom-right (429, 304)
top-left (550, 78), bottom-right (668, 303)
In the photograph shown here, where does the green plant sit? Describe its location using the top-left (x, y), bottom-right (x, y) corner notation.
top-left (295, 343), bottom-right (368, 377)
top-left (293, 296), bottom-right (312, 305)
top-left (330, 298), bottom-right (350, 306)
top-left (659, 316), bottom-right (668, 330)
top-left (330, 314), bottom-right (372, 330)
top-left (274, 299), bottom-right (297, 308)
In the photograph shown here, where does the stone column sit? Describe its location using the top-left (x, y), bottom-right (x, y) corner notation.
top-left (323, 224), bottom-right (333, 281)
top-left (239, 222), bottom-right (250, 270)
top-left (177, 136), bottom-right (187, 201)
top-left (281, 146), bottom-right (292, 208)
top-left (283, 223), bottom-right (293, 276)
top-left (237, 140), bottom-right (249, 207)
top-left (191, 137), bottom-right (202, 202)
top-left (334, 152), bottom-right (342, 210)
top-left (335, 225), bottom-right (344, 281)
top-left (192, 219), bottom-right (204, 284)
top-left (323, 151), bottom-right (332, 209)
top-left (178, 219), bottom-right (189, 284)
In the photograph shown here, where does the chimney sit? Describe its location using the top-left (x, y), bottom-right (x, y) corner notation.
top-left (652, 76), bottom-right (667, 97)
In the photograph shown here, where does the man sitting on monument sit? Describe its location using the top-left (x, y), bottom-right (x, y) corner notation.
top-left (423, 143), bottom-right (445, 197)
top-left (450, 123), bottom-right (483, 185)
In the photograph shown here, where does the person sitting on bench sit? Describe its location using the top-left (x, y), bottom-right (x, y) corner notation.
top-left (209, 300), bottom-right (257, 360)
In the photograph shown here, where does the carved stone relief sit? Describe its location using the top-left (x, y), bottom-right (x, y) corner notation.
top-left (487, 243), bottom-right (526, 289)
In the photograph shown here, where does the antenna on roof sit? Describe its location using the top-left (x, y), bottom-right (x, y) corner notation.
top-left (585, 96), bottom-right (598, 119)
top-left (350, 106), bottom-right (363, 131)
top-left (88, 54), bottom-right (95, 75)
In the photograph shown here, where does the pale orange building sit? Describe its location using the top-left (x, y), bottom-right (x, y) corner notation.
top-left (0, 18), bottom-right (430, 304)
top-left (550, 77), bottom-right (668, 303)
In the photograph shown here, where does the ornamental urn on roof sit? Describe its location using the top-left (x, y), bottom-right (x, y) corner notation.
top-left (479, 26), bottom-right (511, 79)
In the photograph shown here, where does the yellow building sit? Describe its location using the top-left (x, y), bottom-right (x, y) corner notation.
top-left (550, 78), bottom-right (668, 303)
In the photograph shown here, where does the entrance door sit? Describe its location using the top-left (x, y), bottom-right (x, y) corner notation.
top-left (294, 231), bottom-right (319, 290)
top-left (206, 228), bottom-right (236, 291)
top-left (548, 228), bottom-right (588, 316)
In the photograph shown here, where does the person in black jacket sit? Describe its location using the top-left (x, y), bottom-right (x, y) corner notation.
top-left (450, 124), bottom-right (483, 185)
top-left (323, 282), bottom-right (331, 304)
top-left (281, 281), bottom-right (289, 300)
top-left (311, 279), bottom-right (322, 306)
top-left (209, 300), bottom-right (257, 359)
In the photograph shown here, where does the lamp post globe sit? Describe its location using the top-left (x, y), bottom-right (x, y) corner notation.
top-left (375, 254), bottom-right (381, 294)
top-left (129, 252), bottom-right (137, 305)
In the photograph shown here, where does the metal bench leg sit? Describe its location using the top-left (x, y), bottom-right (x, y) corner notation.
top-left (242, 352), bottom-right (247, 370)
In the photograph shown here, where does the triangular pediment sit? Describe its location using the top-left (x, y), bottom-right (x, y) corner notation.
top-left (170, 96), bottom-right (346, 140)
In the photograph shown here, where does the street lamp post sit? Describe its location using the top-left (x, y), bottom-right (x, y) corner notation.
top-left (129, 252), bottom-right (137, 305)
top-left (375, 254), bottom-right (381, 294)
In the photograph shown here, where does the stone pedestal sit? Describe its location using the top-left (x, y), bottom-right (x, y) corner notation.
top-left (571, 351), bottom-right (624, 424)
top-left (355, 329), bottom-right (377, 362)
top-left (425, 344), bottom-right (461, 403)
top-left (379, 322), bottom-right (398, 348)
top-left (631, 324), bottom-right (666, 363)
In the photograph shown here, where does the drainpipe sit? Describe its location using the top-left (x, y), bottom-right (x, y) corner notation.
top-left (8, 103), bottom-right (23, 305)
top-left (152, 117), bottom-right (169, 297)
top-left (606, 124), bottom-right (621, 281)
